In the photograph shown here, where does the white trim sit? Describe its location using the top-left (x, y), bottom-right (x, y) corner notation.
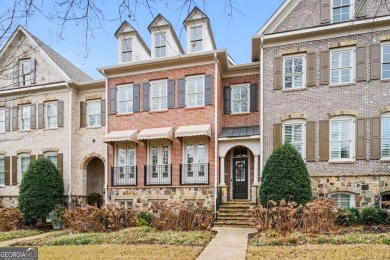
top-left (231, 84), bottom-right (250, 114)
top-left (381, 42), bottom-right (390, 80)
top-left (218, 135), bottom-right (261, 141)
top-left (86, 99), bottom-right (102, 127)
top-left (117, 84), bottom-right (134, 114)
top-left (329, 192), bottom-right (356, 208)
top-left (149, 79), bottom-right (168, 111)
top-left (329, 116), bottom-right (355, 162)
top-left (282, 54), bottom-right (306, 90)
top-left (330, 47), bottom-right (356, 86)
top-left (185, 75), bottom-right (205, 108)
top-left (282, 119), bottom-right (306, 161)
top-left (381, 113), bottom-right (390, 160)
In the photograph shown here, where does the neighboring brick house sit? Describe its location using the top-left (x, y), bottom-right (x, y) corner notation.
top-left (99, 7), bottom-right (260, 210)
top-left (0, 26), bottom-right (106, 207)
top-left (253, 0), bottom-right (390, 208)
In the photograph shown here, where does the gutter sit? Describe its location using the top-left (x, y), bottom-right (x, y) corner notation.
top-left (259, 35), bottom-right (264, 183)
top-left (103, 70), bottom-right (109, 204)
top-left (213, 53), bottom-right (219, 214)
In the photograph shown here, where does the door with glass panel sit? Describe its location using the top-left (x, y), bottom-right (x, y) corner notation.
top-left (233, 158), bottom-right (248, 199)
top-left (116, 144), bottom-right (136, 185)
top-left (183, 142), bottom-right (207, 184)
top-left (148, 142), bottom-right (170, 185)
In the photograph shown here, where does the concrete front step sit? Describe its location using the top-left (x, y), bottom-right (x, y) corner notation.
top-left (218, 208), bottom-right (250, 213)
top-left (214, 221), bottom-right (251, 228)
top-left (217, 212), bottom-right (251, 217)
top-left (218, 217), bottom-right (249, 222)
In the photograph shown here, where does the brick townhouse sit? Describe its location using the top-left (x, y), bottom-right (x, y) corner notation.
top-left (0, 26), bottom-right (106, 207)
top-left (98, 7), bottom-right (260, 210)
top-left (252, 0), bottom-right (390, 208)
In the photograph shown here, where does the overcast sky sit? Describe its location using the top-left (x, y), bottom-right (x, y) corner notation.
top-left (6, 0), bottom-right (284, 79)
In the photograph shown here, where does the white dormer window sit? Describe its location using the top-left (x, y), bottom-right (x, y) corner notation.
top-left (121, 38), bottom-right (133, 63)
top-left (155, 33), bottom-right (166, 58)
top-left (190, 26), bottom-right (203, 53)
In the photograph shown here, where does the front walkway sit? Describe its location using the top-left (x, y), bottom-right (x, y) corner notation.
top-left (197, 227), bottom-right (256, 260)
top-left (0, 231), bottom-right (59, 247)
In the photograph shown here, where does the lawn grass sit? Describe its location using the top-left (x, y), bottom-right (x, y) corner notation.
top-left (12, 226), bottom-right (214, 247)
top-left (0, 230), bottom-right (43, 242)
top-left (247, 244), bottom-right (390, 260)
top-left (40, 244), bottom-right (203, 260)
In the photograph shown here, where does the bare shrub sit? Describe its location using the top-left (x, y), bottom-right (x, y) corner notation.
top-left (249, 198), bottom-right (339, 236)
top-left (0, 207), bottom-right (23, 231)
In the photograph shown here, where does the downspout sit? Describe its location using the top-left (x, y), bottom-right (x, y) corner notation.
top-left (213, 53), bottom-right (219, 214)
top-left (259, 36), bottom-right (265, 183)
top-left (101, 70), bottom-right (109, 204)
top-left (65, 83), bottom-right (73, 210)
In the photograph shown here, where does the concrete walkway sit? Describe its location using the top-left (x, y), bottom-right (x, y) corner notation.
top-left (0, 231), bottom-right (59, 247)
top-left (197, 227), bottom-right (257, 260)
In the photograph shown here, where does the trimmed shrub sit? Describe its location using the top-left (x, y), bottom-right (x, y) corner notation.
top-left (260, 143), bottom-right (312, 207)
top-left (336, 208), bottom-right (360, 226)
top-left (18, 158), bottom-right (64, 223)
top-left (0, 207), bottom-right (23, 231)
top-left (136, 212), bottom-right (153, 226)
top-left (87, 193), bottom-right (103, 208)
top-left (361, 207), bottom-right (387, 224)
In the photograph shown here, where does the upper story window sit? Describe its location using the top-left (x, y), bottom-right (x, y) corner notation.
top-left (283, 121), bottom-right (305, 159)
top-left (330, 117), bottom-right (355, 161)
top-left (0, 156), bottom-right (4, 186)
top-left (330, 48), bottom-right (355, 85)
top-left (232, 84), bottom-right (249, 113)
top-left (329, 192), bottom-right (355, 208)
top-left (332, 0), bottom-right (353, 23)
top-left (186, 76), bottom-right (204, 107)
top-left (118, 85), bottom-right (133, 114)
top-left (20, 60), bottom-right (33, 86)
top-left (155, 33), bottom-right (166, 58)
top-left (190, 26), bottom-right (203, 53)
top-left (20, 105), bottom-right (31, 131)
top-left (381, 113), bottom-right (390, 159)
top-left (150, 80), bottom-right (167, 111)
top-left (0, 108), bottom-right (5, 133)
top-left (45, 102), bottom-right (58, 129)
top-left (121, 38), bottom-right (133, 63)
top-left (283, 55), bottom-right (305, 89)
top-left (382, 43), bottom-right (390, 80)
top-left (45, 152), bottom-right (57, 167)
top-left (87, 100), bottom-right (101, 127)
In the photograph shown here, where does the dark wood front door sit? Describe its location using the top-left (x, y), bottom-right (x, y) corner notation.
top-left (233, 158), bottom-right (248, 199)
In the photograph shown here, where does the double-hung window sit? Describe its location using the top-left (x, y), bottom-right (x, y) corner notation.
top-left (45, 102), bottom-right (58, 129)
top-left (381, 114), bottom-right (390, 159)
top-left (186, 76), bottom-right (204, 107)
top-left (20, 60), bottom-right (32, 86)
top-left (20, 105), bottom-right (31, 131)
top-left (330, 117), bottom-right (355, 161)
top-left (331, 48), bottom-right (354, 85)
top-left (19, 154), bottom-right (30, 182)
top-left (232, 85), bottom-right (249, 113)
top-left (332, 0), bottom-right (353, 23)
top-left (190, 26), bottom-right (203, 53)
top-left (283, 55), bottom-right (305, 89)
top-left (155, 33), bottom-right (166, 58)
top-left (382, 43), bottom-right (390, 80)
top-left (329, 193), bottom-right (355, 208)
top-left (115, 144), bottom-right (136, 185)
top-left (45, 153), bottom-right (58, 167)
top-left (182, 140), bottom-right (208, 184)
top-left (283, 121), bottom-right (305, 159)
top-left (87, 100), bottom-right (101, 127)
top-left (0, 108), bottom-right (5, 133)
top-left (118, 85), bottom-right (133, 114)
top-left (150, 80), bottom-right (167, 111)
top-left (0, 157), bottom-right (4, 186)
top-left (121, 38), bottom-right (132, 63)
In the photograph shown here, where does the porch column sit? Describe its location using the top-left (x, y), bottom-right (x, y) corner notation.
top-left (253, 155), bottom-right (259, 185)
top-left (219, 156), bottom-right (225, 185)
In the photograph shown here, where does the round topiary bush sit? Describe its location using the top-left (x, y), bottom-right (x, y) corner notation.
top-left (18, 158), bottom-right (64, 223)
top-left (260, 143), bottom-right (312, 207)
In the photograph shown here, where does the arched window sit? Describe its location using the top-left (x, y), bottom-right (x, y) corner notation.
top-left (329, 192), bottom-right (355, 208)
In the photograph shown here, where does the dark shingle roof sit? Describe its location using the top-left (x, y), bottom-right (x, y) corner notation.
top-left (219, 126), bottom-right (260, 138)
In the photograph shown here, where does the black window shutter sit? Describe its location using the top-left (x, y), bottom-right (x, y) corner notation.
top-left (57, 100), bottom-right (64, 127)
top-left (109, 87), bottom-right (117, 115)
top-left (38, 103), bottom-right (44, 129)
top-left (101, 99), bottom-right (106, 126)
top-left (168, 79), bottom-right (175, 109)
top-left (224, 86), bottom-right (231, 114)
top-left (133, 83), bottom-right (140, 112)
top-left (178, 78), bottom-right (186, 108)
top-left (250, 83), bottom-right (258, 112)
top-left (204, 74), bottom-right (212, 105)
top-left (142, 83), bottom-right (150, 111)
top-left (5, 108), bottom-right (10, 132)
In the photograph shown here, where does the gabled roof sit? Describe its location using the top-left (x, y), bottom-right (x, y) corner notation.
top-left (0, 26), bottom-right (92, 82)
top-left (114, 21), bottom-right (151, 55)
top-left (148, 14), bottom-right (184, 54)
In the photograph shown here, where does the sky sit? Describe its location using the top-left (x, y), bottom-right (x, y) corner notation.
top-left (3, 0), bottom-right (284, 80)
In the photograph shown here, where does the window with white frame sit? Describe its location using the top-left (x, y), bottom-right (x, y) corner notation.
top-left (155, 33), bottom-right (166, 58)
top-left (232, 84), bottom-right (249, 113)
top-left (45, 102), bottom-right (58, 129)
top-left (382, 43), bottom-right (390, 80)
top-left (186, 76), bottom-right (204, 107)
top-left (150, 80), bottom-right (167, 111)
top-left (148, 141), bottom-right (170, 181)
top-left (45, 152), bottom-right (57, 168)
top-left (283, 121), bottom-right (305, 158)
top-left (332, 0), bottom-right (353, 23)
top-left (117, 144), bottom-right (136, 168)
top-left (121, 38), bottom-right (132, 63)
top-left (183, 140), bottom-right (207, 183)
top-left (87, 100), bottom-right (101, 127)
top-left (190, 26), bottom-right (203, 53)
top-left (283, 55), bottom-right (305, 89)
top-left (0, 156), bottom-right (4, 186)
top-left (118, 85), bottom-right (133, 114)
top-left (116, 200), bottom-right (133, 208)
top-left (330, 117), bottom-right (355, 161)
top-left (329, 192), bottom-right (355, 208)
top-left (19, 154), bottom-right (30, 182)
top-left (331, 48), bottom-right (355, 85)
top-left (381, 114), bottom-right (390, 159)
top-left (115, 144), bottom-right (136, 185)
top-left (20, 105), bottom-right (31, 131)
top-left (0, 108), bottom-right (5, 133)
top-left (20, 60), bottom-right (32, 86)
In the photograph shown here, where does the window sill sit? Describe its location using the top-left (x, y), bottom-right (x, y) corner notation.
top-left (44, 127), bottom-right (59, 131)
top-left (380, 159), bottom-right (390, 163)
top-left (0, 185), bottom-right (5, 188)
top-left (116, 112), bottom-right (134, 117)
top-left (380, 79), bottom-right (390, 83)
top-left (184, 106), bottom-right (206, 110)
top-left (17, 130), bottom-right (31, 133)
top-left (86, 126), bottom-right (102, 129)
top-left (282, 87), bottom-right (307, 92)
top-left (149, 109), bottom-right (168, 114)
top-left (328, 160), bottom-right (355, 164)
top-left (329, 83), bottom-right (356, 88)
top-left (230, 112), bottom-right (251, 116)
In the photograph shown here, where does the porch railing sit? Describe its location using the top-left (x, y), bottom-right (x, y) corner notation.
top-left (180, 163), bottom-right (209, 185)
top-left (144, 164), bottom-right (172, 186)
top-left (111, 166), bottom-right (137, 186)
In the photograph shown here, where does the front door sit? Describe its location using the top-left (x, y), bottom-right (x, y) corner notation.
top-left (233, 158), bottom-right (248, 199)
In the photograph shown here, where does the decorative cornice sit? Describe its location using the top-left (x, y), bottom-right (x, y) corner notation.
top-left (328, 40), bottom-right (357, 49)
top-left (42, 147), bottom-right (59, 153)
top-left (16, 149), bottom-right (32, 155)
top-left (327, 109), bottom-right (358, 118)
top-left (280, 113), bottom-right (307, 122)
